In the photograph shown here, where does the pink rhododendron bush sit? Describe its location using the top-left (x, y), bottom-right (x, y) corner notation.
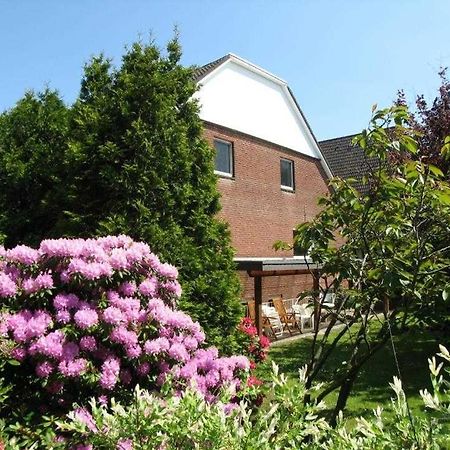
top-left (0, 236), bottom-right (250, 421)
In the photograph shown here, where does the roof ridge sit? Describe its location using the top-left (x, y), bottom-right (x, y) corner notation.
top-left (193, 54), bottom-right (231, 81)
top-left (319, 132), bottom-right (361, 144)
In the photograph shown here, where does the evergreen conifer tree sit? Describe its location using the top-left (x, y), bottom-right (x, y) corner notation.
top-left (64, 38), bottom-right (242, 350)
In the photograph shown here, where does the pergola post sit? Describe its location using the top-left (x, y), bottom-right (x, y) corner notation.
top-left (238, 258), bottom-right (322, 337)
top-left (254, 275), bottom-right (263, 337)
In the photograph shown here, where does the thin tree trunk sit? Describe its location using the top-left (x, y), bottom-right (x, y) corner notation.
top-left (329, 371), bottom-right (358, 427)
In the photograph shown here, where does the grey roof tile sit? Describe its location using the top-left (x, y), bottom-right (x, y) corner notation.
top-left (319, 134), bottom-right (379, 193)
top-left (193, 54), bottom-right (231, 81)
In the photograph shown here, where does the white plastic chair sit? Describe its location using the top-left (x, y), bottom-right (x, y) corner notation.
top-left (292, 303), bottom-right (315, 332)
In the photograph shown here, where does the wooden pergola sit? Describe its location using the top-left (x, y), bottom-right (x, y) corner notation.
top-left (235, 257), bottom-right (322, 336)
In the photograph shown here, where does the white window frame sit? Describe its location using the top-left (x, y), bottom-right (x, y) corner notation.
top-left (214, 139), bottom-right (234, 178)
top-left (280, 158), bottom-right (294, 191)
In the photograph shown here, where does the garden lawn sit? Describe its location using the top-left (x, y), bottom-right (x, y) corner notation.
top-left (258, 327), bottom-right (448, 418)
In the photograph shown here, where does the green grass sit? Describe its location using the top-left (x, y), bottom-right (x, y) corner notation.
top-left (258, 327), bottom-right (448, 418)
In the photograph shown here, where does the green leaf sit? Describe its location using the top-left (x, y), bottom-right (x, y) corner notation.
top-left (428, 164), bottom-right (444, 178)
top-left (7, 359), bottom-right (21, 366)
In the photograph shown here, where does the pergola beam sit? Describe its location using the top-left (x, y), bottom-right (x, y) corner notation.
top-left (235, 257), bottom-right (322, 336)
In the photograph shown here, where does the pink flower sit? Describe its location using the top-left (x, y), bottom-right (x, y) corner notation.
top-left (56, 309), bottom-right (71, 324)
top-left (61, 342), bottom-right (80, 361)
top-left (109, 248), bottom-right (130, 270)
top-left (260, 335), bottom-right (270, 349)
top-left (100, 357), bottom-right (120, 390)
top-left (161, 280), bottom-right (182, 298)
top-left (8, 311), bottom-right (32, 342)
top-left (117, 438), bottom-right (133, 450)
top-left (183, 336), bottom-right (198, 351)
top-left (138, 278), bottom-right (158, 297)
top-left (22, 273), bottom-right (54, 294)
top-left (119, 281), bottom-right (136, 296)
top-left (53, 293), bottom-right (79, 310)
top-left (223, 403), bottom-right (239, 415)
top-left (125, 345), bottom-right (142, 359)
top-left (230, 355), bottom-right (250, 370)
top-left (204, 370), bottom-right (220, 388)
top-left (74, 309), bottom-right (99, 329)
top-left (180, 362), bottom-right (198, 379)
top-left (168, 343), bottom-right (189, 363)
top-left (74, 407), bottom-right (97, 432)
top-left (58, 358), bottom-right (87, 377)
top-left (103, 306), bottom-right (126, 325)
top-left (36, 361), bottom-right (54, 378)
top-left (30, 331), bottom-right (65, 358)
top-left (110, 327), bottom-right (138, 347)
top-left (144, 337), bottom-right (170, 355)
top-left (0, 273), bottom-right (17, 297)
top-left (10, 347), bottom-right (27, 361)
top-left (158, 263), bottom-right (178, 279)
top-left (136, 362), bottom-right (150, 377)
top-left (80, 336), bottom-right (97, 352)
top-left (26, 310), bottom-right (52, 339)
top-left (6, 245), bottom-right (39, 265)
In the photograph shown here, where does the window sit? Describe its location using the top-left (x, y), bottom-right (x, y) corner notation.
top-left (214, 139), bottom-right (233, 177)
top-left (280, 158), bottom-right (294, 191)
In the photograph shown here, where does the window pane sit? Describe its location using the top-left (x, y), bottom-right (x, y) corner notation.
top-left (281, 159), bottom-right (293, 188)
top-left (214, 140), bottom-right (232, 175)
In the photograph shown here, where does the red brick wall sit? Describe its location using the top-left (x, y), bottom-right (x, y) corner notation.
top-left (203, 121), bottom-right (331, 301)
top-left (203, 121), bottom-right (330, 257)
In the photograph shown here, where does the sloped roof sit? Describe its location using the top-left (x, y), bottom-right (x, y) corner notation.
top-left (319, 134), bottom-right (379, 193)
top-left (193, 55), bottom-right (231, 81)
top-left (193, 53), bottom-right (333, 178)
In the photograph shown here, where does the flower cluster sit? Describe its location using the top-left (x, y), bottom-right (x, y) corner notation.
top-left (0, 236), bottom-right (249, 408)
top-left (238, 317), bottom-right (270, 368)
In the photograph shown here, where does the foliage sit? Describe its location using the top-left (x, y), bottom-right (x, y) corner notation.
top-left (260, 326), bottom-right (441, 418)
top-left (237, 317), bottom-right (271, 367)
top-left (0, 236), bottom-right (250, 441)
top-left (57, 347), bottom-right (450, 449)
top-left (288, 105), bottom-right (450, 423)
top-left (0, 89), bottom-right (69, 247)
top-left (0, 37), bottom-right (242, 352)
top-left (63, 37), bottom-right (243, 352)
top-left (396, 68), bottom-right (450, 174)
top-left (58, 365), bottom-right (329, 449)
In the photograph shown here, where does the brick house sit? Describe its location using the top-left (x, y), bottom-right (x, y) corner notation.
top-left (193, 54), bottom-right (332, 301)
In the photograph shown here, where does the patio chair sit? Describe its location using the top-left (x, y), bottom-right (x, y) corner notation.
top-left (247, 300), bottom-right (281, 339)
top-left (292, 303), bottom-right (315, 332)
top-left (272, 297), bottom-right (301, 335)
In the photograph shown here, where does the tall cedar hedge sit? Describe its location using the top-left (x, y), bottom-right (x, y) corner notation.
top-left (0, 38), bottom-right (243, 351)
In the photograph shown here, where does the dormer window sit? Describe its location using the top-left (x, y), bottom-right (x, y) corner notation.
top-left (214, 139), bottom-right (234, 178)
top-left (280, 158), bottom-right (294, 191)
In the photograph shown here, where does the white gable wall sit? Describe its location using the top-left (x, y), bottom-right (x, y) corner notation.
top-left (195, 60), bottom-right (320, 160)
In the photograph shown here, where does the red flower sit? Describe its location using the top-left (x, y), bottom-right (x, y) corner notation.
top-left (239, 317), bottom-right (258, 336)
top-left (247, 375), bottom-right (263, 387)
top-left (259, 335), bottom-right (270, 348)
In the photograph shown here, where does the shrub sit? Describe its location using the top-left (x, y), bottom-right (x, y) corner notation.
top-left (58, 348), bottom-right (450, 449)
top-left (0, 236), bottom-right (250, 427)
top-left (0, 37), bottom-right (243, 353)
